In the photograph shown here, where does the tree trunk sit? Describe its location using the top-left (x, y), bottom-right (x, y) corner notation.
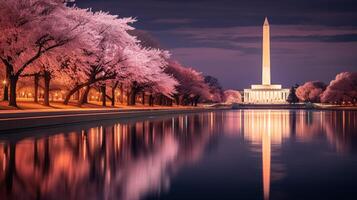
top-left (8, 75), bottom-right (18, 107)
top-left (128, 86), bottom-right (138, 106)
top-left (162, 96), bottom-right (166, 106)
top-left (63, 68), bottom-right (113, 105)
top-left (129, 90), bottom-right (136, 106)
top-left (3, 82), bottom-right (8, 101)
top-left (111, 86), bottom-right (115, 107)
top-left (149, 94), bottom-right (154, 106)
top-left (64, 89), bottom-right (76, 105)
top-left (101, 84), bottom-right (106, 107)
top-left (81, 86), bottom-right (90, 104)
top-left (142, 92), bottom-right (145, 105)
top-left (181, 95), bottom-right (189, 106)
top-left (44, 71), bottom-right (51, 106)
top-left (119, 85), bottom-right (124, 104)
top-left (194, 96), bottom-right (200, 107)
top-left (111, 81), bottom-right (119, 107)
top-left (79, 86), bottom-right (90, 105)
top-left (3, 73), bottom-right (9, 101)
top-left (64, 82), bottom-right (91, 105)
top-left (174, 95), bottom-right (179, 106)
top-left (158, 95), bottom-right (163, 106)
top-left (3, 70), bottom-right (9, 101)
top-left (34, 73), bottom-right (39, 103)
top-left (126, 90), bottom-right (130, 106)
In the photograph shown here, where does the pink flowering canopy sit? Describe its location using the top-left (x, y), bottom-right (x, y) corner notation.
top-left (224, 90), bottom-right (242, 104)
top-left (0, 0), bottom-right (91, 76)
top-left (321, 72), bottom-right (357, 104)
top-left (296, 81), bottom-right (326, 103)
top-left (166, 60), bottom-right (210, 100)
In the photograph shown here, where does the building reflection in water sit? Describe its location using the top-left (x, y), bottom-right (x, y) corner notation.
top-left (0, 110), bottom-right (356, 200)
top-left (243, 110), bottom-right (290, 200)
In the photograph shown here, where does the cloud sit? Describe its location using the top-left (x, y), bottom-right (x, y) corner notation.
top-left (150, 18), bottom-right (194, 24)
top-left (158, 25), bottom-right (357, 42)
top-left (151, 25), bottom-right (357, 54)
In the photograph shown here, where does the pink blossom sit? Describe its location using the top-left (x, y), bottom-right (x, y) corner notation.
top-left (224, 90), bottom-right (242, 103)
top-left (296, 81), bottom-right (326, 103)
top-left (321, 72), bottom-right (357, 104)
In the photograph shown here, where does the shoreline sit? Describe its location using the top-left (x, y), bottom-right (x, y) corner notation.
top-left (0, 107), bottom-right (229, 132)
top-left (234, 103), bottom-right (357, 111)
top-left (1, 104), bottom-right (356, 132)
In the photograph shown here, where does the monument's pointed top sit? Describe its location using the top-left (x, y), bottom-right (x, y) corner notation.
top-left (264, 17), bottom-right (269, 26)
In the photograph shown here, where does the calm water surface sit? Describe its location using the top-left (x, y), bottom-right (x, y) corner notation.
top-left (1, 110), bottom-right (357, 200)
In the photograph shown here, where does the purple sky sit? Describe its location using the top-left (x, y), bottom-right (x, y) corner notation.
top-left (76, 0), bottom-right (357, 90)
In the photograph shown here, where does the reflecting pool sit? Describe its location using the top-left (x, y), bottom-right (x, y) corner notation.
top-left (1, 110), bottom-right (357, 200)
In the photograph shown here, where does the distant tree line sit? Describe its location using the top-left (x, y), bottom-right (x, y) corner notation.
top-left (287, 72), bottom-right (357, 105)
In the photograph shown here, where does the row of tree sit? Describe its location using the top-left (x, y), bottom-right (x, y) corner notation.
top-left (0, 0), bottom-right (224, 107)
top-left (288, 72), bottom-right (357, 104)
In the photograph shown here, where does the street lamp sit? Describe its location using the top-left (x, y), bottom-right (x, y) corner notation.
top-left (2, 80), bottom-right (6, 85)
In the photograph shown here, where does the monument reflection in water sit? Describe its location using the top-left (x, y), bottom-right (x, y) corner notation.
top-left (0, 110), bottom-right (357, 200)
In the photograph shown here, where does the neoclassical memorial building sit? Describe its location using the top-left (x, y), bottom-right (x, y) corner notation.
top-left (243, 17), bottom-right (289, 104)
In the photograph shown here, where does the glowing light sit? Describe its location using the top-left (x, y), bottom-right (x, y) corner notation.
top-left (2, 80), bottom-right (6, 85)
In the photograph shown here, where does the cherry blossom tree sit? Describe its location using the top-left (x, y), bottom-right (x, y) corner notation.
top-left (296, 81), bottom-right (326, 103)
top-left (0, 0), bottom-right (92, 106)
top-left (23, 51), bottom-right (66, 105)
top-left (321, 72), bottom-right (357, 104)
top-left (165, 60), bottom-right (210, 106)
top-left (204, 75), bottom-right (224, 103)
top-left (56, 9), bottom-right (177, 107)
top-left (120, 47), bottom-right (177, 106)
top-left (224, 90), bottom-right (242, 104)
top-left (62, 11), bottom-right (138, 105)
top-left (125, 30), bottom-right (177, 106)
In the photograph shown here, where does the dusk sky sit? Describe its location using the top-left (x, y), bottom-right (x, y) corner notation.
top-left (76, 0), bottom-right (357, 90)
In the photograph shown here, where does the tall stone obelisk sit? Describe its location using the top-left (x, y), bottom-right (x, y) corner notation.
top-left (262, 17), bottom-right (271, 85)
top-left (243, 17), bottom-right (290, 104)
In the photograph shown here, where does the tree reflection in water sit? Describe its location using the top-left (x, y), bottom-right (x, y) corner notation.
top-left (0, 110), bottom-right (356, 200)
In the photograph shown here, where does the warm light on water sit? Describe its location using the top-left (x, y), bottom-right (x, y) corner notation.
top-left (0, 110), bottom-right (357, 200)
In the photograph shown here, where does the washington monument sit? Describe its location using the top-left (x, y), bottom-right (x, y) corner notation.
top-left (243, 17), bottom-right (289, 104)
top-left (262, 17), bottom-right (271, 85)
